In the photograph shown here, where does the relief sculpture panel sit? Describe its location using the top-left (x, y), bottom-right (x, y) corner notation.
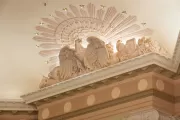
top-left (39, 36), bottom-right (168, 88)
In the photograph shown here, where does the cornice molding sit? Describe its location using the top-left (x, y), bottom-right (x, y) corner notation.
top-left (21, 32), bottom-right (180, 104)
top-left (0, 100), bottom-right (36, 111)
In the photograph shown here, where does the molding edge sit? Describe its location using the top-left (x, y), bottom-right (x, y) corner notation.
top-left (0, 100), bottom-right (36, 111)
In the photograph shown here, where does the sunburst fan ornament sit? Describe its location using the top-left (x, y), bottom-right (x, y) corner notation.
top-left (33, 3), bottom-right (153, 70)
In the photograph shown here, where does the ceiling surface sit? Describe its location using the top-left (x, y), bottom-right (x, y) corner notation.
top-left (0, 0), bottom-right (180, 100)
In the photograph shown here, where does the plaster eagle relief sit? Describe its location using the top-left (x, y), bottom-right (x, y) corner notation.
top-left (58, 45), bottom-right (86, 79)
top-left (39, 36), bottom-right (110, 88)
top-left (39, 46), bottom-right (86, 88)
top-left (39, 36), bottom-right (168, 89)
top-left (35, 3), bottom-right (162, 89)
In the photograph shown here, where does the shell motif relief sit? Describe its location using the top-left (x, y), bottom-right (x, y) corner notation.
top-left (33, 3), bottom-right (169, 88)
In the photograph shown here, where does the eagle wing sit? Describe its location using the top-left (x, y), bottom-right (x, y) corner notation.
top-left (97, 47), bottom-right (109, 67)
top-left (58, 47), bottom-right (76, 79)
top-left (84, 44), bottom-right (98, 70)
